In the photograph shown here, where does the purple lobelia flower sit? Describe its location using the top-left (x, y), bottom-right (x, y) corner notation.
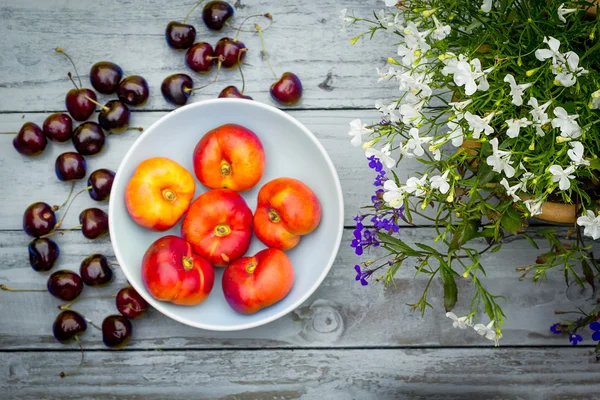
top-left (569, 333), bottom-right (583, 346)
top-left (590, 321), bottom-right (600, 341)
top-left (550, 323), bottom-right (563, 334)
top-left (354, 265), bottom-right (373, 286)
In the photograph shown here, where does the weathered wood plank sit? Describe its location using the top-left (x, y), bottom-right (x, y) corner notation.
top-left (0, 0), bottom-right (403, 111)
top-left (2, 348), bottom-right (599, 399)
top-left (0, 110), bottom-right (424, 229)
top-left (0, 229), bottom-right (586, 349)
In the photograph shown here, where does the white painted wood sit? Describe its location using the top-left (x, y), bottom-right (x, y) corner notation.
top-left (0, 229), bottom-right (587, 349)
top-left (2, 348), bottom-right (599, 399)
top-left (0, 0), bottom-right (408, 111)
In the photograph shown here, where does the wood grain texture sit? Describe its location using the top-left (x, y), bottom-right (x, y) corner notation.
top-left (2, 348), bottom-right (599, 400)
top-left (0, 110), bottom-right (427, 229)
top-left (0, 0), bottom-right (407, 111)
top-left (0, 229), bottom-right (588, 349)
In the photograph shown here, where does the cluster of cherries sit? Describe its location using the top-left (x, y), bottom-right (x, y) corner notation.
top-left (161, 0), bottom-right (303, 106)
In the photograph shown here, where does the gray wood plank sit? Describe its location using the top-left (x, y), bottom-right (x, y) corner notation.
top-left (0, 229), bottom-right (586, 349)
top-left (2, 348), bottom-right (598, 399)
top-left (0, 0), bottom-right (404, 111)
top-left (0, 110), bottom-right (425, 229)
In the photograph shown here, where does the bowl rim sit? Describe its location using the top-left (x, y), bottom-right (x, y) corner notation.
top-left (108, 98), bottom-right (345, 331)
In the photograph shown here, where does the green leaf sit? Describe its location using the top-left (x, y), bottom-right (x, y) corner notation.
top-left (589, 158), bottom-right (600, 171)
top-left (377, 232), bottom-right (424, 257)
top-left (415, 242), bottom-right (440, 254)
top-left (449, 219), bottom-right (481, 251)
top-left (521, 233), bottom-right (539, 250)
top-left (582, 259), bottom-right (595, 290)
top-left (440, 267), bottom-right (458, 312)
top-left (500, 207), bottom-right (525, 235)
top-left (491, 244), bottom-right (502, 253)
top-left (482, 293), bottom-right (494, 321)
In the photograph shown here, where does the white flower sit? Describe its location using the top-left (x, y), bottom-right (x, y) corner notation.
top-left (505, 118), bottom-right (532, 138)
top-left (486, 138), bottom-right (515, 177)
top-left (503, 74), bottom-right (532, 106)
top-left (528, 97), bottom-right (551, 122)
top-left (398, 71), bottom-right (433, 98)
top-left (464, 111), bottom-right (495, 138)
top-left (446, 121), bottom-right (465, 147)
top-left (535, 36), bottom-right (565, 65)
top-left (397, 43), bottom-right (419, 67)
top-left (376, 67), bottom-right (398, 83)
top-left (549, 164), bottom-right (576, 190)
top-left (446, 312), bottom-right (472, 329)
top-left (449, 99), bottom-right (473, 121)
top-left (405, 128), bottom-right (427, 156)
top-left (551, 107), bottom-right (581, 138)
top-left (500, 178), bottom-right (522, 202)
top-left (481, 0), bottom-right (493, 13)
top-left (519, 163), bottom-right (535, 187)
top-left (403, 22), bottom-right (431, 52)
top-left (577, 210), bottom-right (600, 240)
top-left (440, 53), bottom-right (462, 76)
top-left (474, 320), bottom-right (502, 346)
top-left (557, 4), bottom-right (577, 23)
top-left (453, 58), bottom-right (491, 96)
top-left (366, 143), bottom-right (396, 169)
top-left (348, 119), bottom-right (374, 147)
top-left (430, 170), bottom-right (451, 194)
top-left (399, 102), bottom-right (425, 126)
top-left (339, 9), bottom-right (353, 33)
top-left (555, 51), bottom-right (588, 87)
top-left (431, 15), bottom-right (451, 40)
top-left (383, 180), bottom-right (405, 208)
top-left (567, 141), bottom-right (590, 166)
top-left (384, 0), bottom-right (397, 6)
top-left (523, 197), bottom-right (544, 216)
top-left (404, 175), bottom-right (428, 197)
top-left (591, 89), bottom-right (600, 110)
top-left (375, 100), bottom-right (400, 123)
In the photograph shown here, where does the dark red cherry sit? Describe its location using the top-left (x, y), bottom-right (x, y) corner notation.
top-left (215, 37), bottom-right (246, 68)
top-left (116, 286), bottom-right (149, 319)
top-left (29, 238), bottom-right (60, 272)
top-left (218, 86), bottom-right (252, 99)
top-left (55, 152), bottom-right (87, 181)
top-left (66, 88), bottom-right (97, 122)
top-left (47, 270), bottom-right (84, 301)
top-left (166, 21), bottom-right (196, 50)
top-left (102, 315), bottom-right (132, 349)
top-left (80, 254), bottom-right (113, 287)
top-left (203, 1), bottom-right (234, 31)
top-left (79, 208), bottom-right (108, 240)
top-left (23, 202), bottom-right (56, 237)
top-left (185, 42), bottom-right (215, 73)
top-left (88, 169), bottom-right (115, 201)
top-left (43, 113), bottom-right (73, 143)
top-left (72, 122), bottom-right (105, 155)
top-left (90, 61), bottom-right (123, 94)
top-left (117, 76), bottom-right (149, 106)
top-left (98, 100), bottom-right (130, 133)
top-left (161, 74), bottom-right (193, 106)
top-left (270, 72), bottom-right (303, 105)
top-left (53, 310), bottom-right (87, 344)
top-left (13, 122), bottom-right (47, 156)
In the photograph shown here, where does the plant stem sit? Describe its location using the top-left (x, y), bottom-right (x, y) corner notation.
top-left (55, 182), bottom-right (76, 211)
top-left (59, 294), bottom-right (117, 310)
top-left (255, 24), bottom-right (278, 81)
top-left (0, 284), bottom-right (45, 293)
top-left (55, 48), bottom-right (82, 88)
top-left (183, 0), bottom-right (204, 24)
top-left (232, 13), bottom-right (273, 40)
top-left (185, 56), bottom-right (225, 93)
top-left (60, 335), bottom-right (84, 378)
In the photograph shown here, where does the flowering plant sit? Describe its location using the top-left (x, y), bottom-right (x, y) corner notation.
top-left (343, 0), bottom-right (600, 348)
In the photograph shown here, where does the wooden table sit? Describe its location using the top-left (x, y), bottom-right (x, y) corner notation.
top-left (1, 1), bottom-right (598, 398)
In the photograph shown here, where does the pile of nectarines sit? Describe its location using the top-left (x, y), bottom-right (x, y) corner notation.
top-left (125, 123), bottom-right (321, 314)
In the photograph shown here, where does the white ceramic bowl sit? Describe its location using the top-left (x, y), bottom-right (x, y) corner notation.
top-left (109, 99), bottom-right (344, 331)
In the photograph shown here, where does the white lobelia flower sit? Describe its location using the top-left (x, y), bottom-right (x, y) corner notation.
top-left (376, 67), bottom-right (399, 83)
top-left (505, 118), bottom-right (533, 138)
top-left (339, 9), bottom-right (353, 33)
top-left (446, 312), bottom-right (473, 329)
top-left (398, 71), bottom-right (433, 99)
top-left (557, 3), bottom-right (578, 23)
top-left (397, 42), bottom-right (420, 67)
top-left (549, 164), bottom-right (576, 190)
top-left (555, 51), bottom-right (588, 87)
top-left (348, 119), bottom-right (374, 147)
top-left (375, 100), bottom-right (400, 123)
top-left (404, 22), bottom-right (432, 52)
top-left (528, 97), bottom-right (552, 136)
top-left (440, 53), bottom-right (462, 76)
top-left (384, 0), bottom-right (397, 7)
top-left (591, 89), bottom-right (600, 110)
top-left (405, 128), bottom-right (427, 157)
top-left (449, 99), bottom-right (473, 121)
top-left (431, 15), bottom-right (451, 40)
top-left (567, 141), bottom-right (590, 166)
top-left (366, 143), bottom-right (396, 169)
top-left (523, 197), bottom-right (544, 216)
top-left (551, 107), bottom-right (581, 138)
top-left (504, 74), bottom-right (533, 106)
top-left (383, 180), bottom-right (405, 208)
top-left (577, 210), bottom-right (600, 240)
top-left (500, 178), bottom-right (522, 202)
top-left (486, 138), bottom-right (515, 177)
top-left (453, 58), bottom-right (492, 96)
top-left (464, 111), bottom-right (495, 138)
top-left (535, 36), bottom-right (565, 65)
top-left (400, 102), bottom-right (425, 126)
top-left (404, 175), bottom-right (428, 197)
top-left (481, 0), bottom-right (493, 13)
top-left (474, 320), bottom-right (502, 346)
top-left (446, 121), bottom-right (465, 147)
top-left (519, 163), bottom-right (535, 187)
top-left (430, 170), bottom-right (451, 194)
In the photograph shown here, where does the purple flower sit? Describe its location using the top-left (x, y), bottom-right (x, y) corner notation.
top-left (569, 333), bottom-right (583, 346)
top-left (350, 239), bottom-right (363, 255)
top-left (374, 170), bottom-right (387, 187)
top-left (550, 323), bottom-right (562, 334)
top-left (354, 265), bottom-right (370, 286)
top-left (590, 321), bottom-right (600, 341)
top-left (367, 156), bottom-right (383, 172)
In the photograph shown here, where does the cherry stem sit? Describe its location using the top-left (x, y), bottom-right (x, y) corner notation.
top-left (0, 284), bottom-right (45, 293)
top-left (185, 57), bottom-right (225, 93)
top-left (0, 132), bottom-right (17, 134)
top-left (239, 55), bottom-right (246, 93)
top-left (67, 72), bottom-right (80, 90)
top-left (60, 335), bottom-right (84, 379)
top-left (56, 48), bottom-right (82, 88)
top-left (255, 24), bottom-right (278, 81)
top-left (51, 186), bottom-right (91, 231)
top-left (127, 127), bottom-right (144, 132)
top-left (84, 96), bottom-right (108, 112)
top-left (54, 182), bottom-right (76, 211)
top-left (232, 13), bottom-right (273, 41)
top-left (59, 294), bottom-right (117, 310)
top-left (61, 306), bottom-right (102, 330)
top-left (183, 0), bottom-right (205, 24)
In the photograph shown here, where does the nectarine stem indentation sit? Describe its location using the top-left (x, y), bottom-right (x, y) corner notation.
top-left (214, 224), bottom-right (231, 237)
top-left (268, 209), bottom-right (280, 223)
top-left (162, 189), bottom-right (177, 202)
top-left (182, 256), bottom-right (194, 270)
top-left (246, 262), bottom-right (257, 274)
top-left (220, 159), bottom-right (231, 176)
